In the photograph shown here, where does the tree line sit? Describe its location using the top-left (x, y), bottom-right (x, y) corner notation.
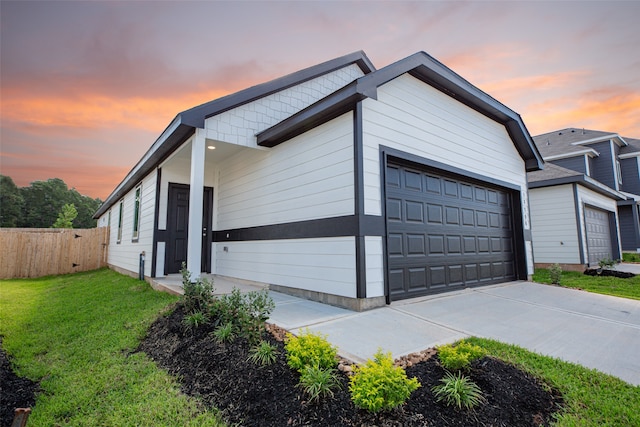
top-left (0, 175), bottom-right (103, 228)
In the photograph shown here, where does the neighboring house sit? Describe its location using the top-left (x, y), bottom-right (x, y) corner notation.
top-left (528, 128), bottom-right (640, 269)
top-left (94, 51), bottom-right (543, 310)
top-left (528, 163), bottom-right (625, 270)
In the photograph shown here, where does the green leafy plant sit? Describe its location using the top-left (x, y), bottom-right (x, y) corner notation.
top-left (209, 288), bottom-right (275, 345)
top-left (437, 340), bottom-right (487, 371)
top-left (247, 340), bottom-right (278, 366)
top-left (349, 350), bottom-right (420, 413)
top-left (181, 264), bottom-right (215, 314)
top-left (212, 321), bottom-right (236, 344)
top-left (549, 263), bottom-right (562, 285)
top-left (298, 365), bottom-right (341, 402)
top-left (598, 257), bottom-right (619, 270)
top-left (182, 311), bottom-right (208, 331)
top-left (432, 371), bottom-right (485, 410)
top-left (285, 329), bottom-right (338, 373)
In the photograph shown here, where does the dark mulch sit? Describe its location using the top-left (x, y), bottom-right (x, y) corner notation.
top-left (584, 268), bottom-right (635, 278)
top-left (138, 303), bottom-right (564, 426)
top-left (0, 338), bottom-right (39, 427)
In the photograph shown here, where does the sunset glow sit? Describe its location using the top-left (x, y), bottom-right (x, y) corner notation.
top-left (2, 1), bottom-right (638, 199)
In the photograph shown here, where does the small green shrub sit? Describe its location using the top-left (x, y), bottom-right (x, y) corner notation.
top-left (432, 371), bottom-right (485, 410)
top-left (549, 263), bottom-right (562, 285)
top-left (210, 288), bottom-right (275, 345)
top-left (598, 257), bottom-right (619, 270)
top-left (349, 350), bottom-right (421, 413)
top-left (247, 340), bottom-right (278, 366)
top-left (298, 365), bottom-right (341, 402)
top-left (285, 329), bottom-right (338, 373)
top-left (437, 340), bottom-right (487, 371)
top-left (182, 311), bottom-right (208, 331)
top-left (180, 264), bottom-right (215, 314)
top-left (212, 321), bottom-right (236, 344)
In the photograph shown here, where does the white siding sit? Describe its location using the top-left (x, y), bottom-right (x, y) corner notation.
top-left (205, 64), bottom-right (364, 147)
top-left (365, 236), bottom-right (384, 297)
top-left (529, 185), bottom-right (581, 264)
top-left (576, 186), bottom-right (622, 261)
top-left (106, 170), bottom-right (157, 276)
top-left (362, 74), bottom-right (528, 217)
top-left (215, 237), bottom-right (357, 297)
top-left (216, 113), bottom-right (354, 230)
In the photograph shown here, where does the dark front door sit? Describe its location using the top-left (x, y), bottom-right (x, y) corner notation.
top-left (166, 183), bottom-right (213, 274)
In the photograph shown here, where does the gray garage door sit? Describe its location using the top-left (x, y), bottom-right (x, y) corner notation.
top-left (584, 206), bottom-right (613, 266)
top-left (386, 163), bottom-right (517, 301)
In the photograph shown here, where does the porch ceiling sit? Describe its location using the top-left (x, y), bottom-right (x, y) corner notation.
top-left (166, 139), bottom-right (249, 168)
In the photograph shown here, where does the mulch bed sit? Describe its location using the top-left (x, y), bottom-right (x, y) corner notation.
top-left (0, 338), bottom-right (39, 427)
top-left (138, 303), bottom-right (564, 426)
top-left (584, 268), bottom-right (635, 278)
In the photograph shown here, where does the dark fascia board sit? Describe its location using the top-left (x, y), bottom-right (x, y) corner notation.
top-left (258, 51), bottom-right (544, 171)
top-left (93, 51), bottom-right (375, 219)
top-left (180, 51), bottom-right (375, 128)
top-left (528, 175), bottom-right (626, 201)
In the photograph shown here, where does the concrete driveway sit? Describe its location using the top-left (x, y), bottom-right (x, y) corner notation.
top-left (269, 281), bottom-right (640, 386)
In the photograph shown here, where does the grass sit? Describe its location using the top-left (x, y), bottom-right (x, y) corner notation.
top-left (468, 337), bottom-right (640, 426)
top-left (533, 268), bottom-right (640, 300)
top-left (0, 269), bottom-right (224, 427)
top-left (2, 269), bottom-right (639, 426)
top-left (623, 252), bottom-right (640, 263)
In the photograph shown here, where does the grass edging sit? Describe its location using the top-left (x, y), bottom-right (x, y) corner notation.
top-left (533, 268), bottom-right (640, 300)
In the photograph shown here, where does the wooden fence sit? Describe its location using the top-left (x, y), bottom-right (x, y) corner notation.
top-left (0, 228), bottom-right (109, 279)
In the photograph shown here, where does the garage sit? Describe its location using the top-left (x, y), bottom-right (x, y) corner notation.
top-left (584, 206), bottom-right (613, 266)
top-left (386, 162), bottom-right (518, 300)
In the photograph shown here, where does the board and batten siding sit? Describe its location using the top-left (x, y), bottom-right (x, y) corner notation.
top-left (575, 185), bottom-right (622, 261)
top-left (361, 74), bottom-right (529, 220)
top-left (102, 169), bottom-right (157, 277)
top-left (529, 185), bottom-right (581, 264)
top-left (205, 64), bottom-right (364, 148)
top-left (216, 113), bottom-right (355, 230)
top-left (215, 237), bottom-right (357, 297)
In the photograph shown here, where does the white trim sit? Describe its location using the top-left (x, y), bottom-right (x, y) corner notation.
top-left (585, 155), bottom-right (591, 176)
top-left (619, 152), bottom-right (640, 159)
top-left (570, 134), bottom-right (627, 147)
top-left (544, 148), bottom-right (599, 161)
top-left (610, 141), bottom-right (620, 191)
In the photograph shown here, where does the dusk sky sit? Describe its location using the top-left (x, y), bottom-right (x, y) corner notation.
top-left (1, 1), bottom-right (639, 200)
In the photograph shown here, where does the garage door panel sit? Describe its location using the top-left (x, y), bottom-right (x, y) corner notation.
top-left (386, 163), bottom-right (517, 300)
top-left (584, 206), bottom-right (613, 266)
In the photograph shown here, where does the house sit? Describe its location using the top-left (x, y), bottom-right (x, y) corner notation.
top-left (528, 128), bottom-right (640, 270)
top-left (94, 51), bottom-right (543, 310)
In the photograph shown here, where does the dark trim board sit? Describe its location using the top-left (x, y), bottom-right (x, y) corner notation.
top-left (151, 168), bottom-right (162, 277)
top-left (354, 102), bottom-right (367, 298)
top-left (572, 184), bottom-right (586, 264)
top-left (213, 215), bottom-right (385, 242)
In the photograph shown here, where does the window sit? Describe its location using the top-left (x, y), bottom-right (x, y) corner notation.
top-left (132, 185), bottom-right (142, 241)
top-left (117, 200), bottom-right (124, 243)
top-left (616, 160), bottom-right (623, 185)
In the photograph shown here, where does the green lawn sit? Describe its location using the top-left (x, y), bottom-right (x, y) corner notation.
top-left (0, 269), bottom-right (224, 426)
top-left (1, 269), bottom-right (639, 426)
top-left (623, 252), bottom-right (640, 263)
top-left (533, 268), bottom-right (640, 300)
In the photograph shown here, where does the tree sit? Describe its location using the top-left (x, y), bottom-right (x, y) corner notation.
top-left (20, 178), bottom-right (70, 228)
top-left (0, 175), bottom-right (24, 227)
top-left (52, 203), bottom-right (78, 228)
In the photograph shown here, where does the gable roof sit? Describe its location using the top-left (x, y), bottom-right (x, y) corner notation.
top-left (533, 127), bottom-right (628, 159)
top-left (620, 136), bottom-right (640, 158)
top-left (258, 51), bottom-right (544, 172)
top-left (94, 51), bottom-right (375, 218)
top-left (527, 163), bottom-right (626, 200)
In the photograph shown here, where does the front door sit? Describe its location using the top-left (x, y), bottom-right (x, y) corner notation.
top-left (166, 183), bottom-right (213, 274)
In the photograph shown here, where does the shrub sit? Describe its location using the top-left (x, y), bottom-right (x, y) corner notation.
top-left (549, 263), bottom-right (562, 285)
top-left (349, 350), bottom-right (420, 413)
top-left (437, 340), bottom-right (487, 371)
top-left (247, 340), bottom-right (279, 366)
top-left (212, 321), bottom-right (236, 344)
top-left (432, 371), bottom-right (485, 410)
top-left (298, 365), bottom-right (341, 402)
top-left (285, 330), bottom-right (338, 373)
top-left (180, 264), bottom-right (215, 314)
top-left (598, 257), bottom-right (619, 270)
top-left (210, 288), bottom-right (275, 345)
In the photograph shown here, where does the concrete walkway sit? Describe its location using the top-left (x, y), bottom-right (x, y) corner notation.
top-left (269, 281), bottom-right (640, 386)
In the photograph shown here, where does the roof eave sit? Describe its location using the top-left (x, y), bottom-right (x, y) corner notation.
top-left (528, 175), bottom-right (625, 200)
